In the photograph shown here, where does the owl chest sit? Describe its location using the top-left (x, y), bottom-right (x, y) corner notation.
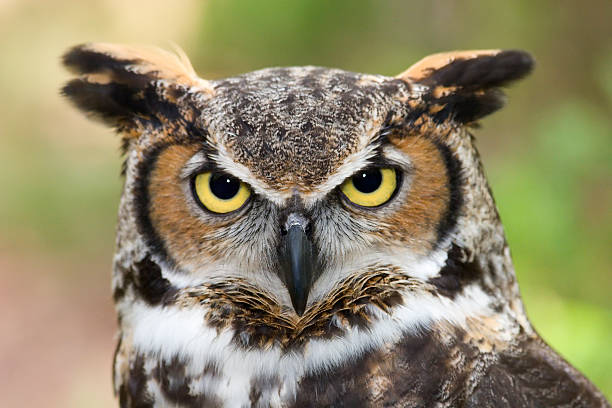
top-left (116, 335), bottom-right (327, 407)
top-left (115, 322), bottom-right (476, 408)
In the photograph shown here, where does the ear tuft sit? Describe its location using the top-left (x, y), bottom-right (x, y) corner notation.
top-left (61, 43), bottom-right (212, 128)
top-left (62, 79), bottom-right (151, 124)
top-left (397, 50), bottom-right (534, 123)
top-left (420, 50), bottom-right (534, 89)
top-left (62, 43), bottom-right (207, 88)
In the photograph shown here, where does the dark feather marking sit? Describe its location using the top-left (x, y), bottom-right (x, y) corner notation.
top-left (433, 141), bottom-right (464, 246)
top-left (401, 105), bottom-right (429, 128)
top-left (428, 88), bottom-right (506, 124)
top-left (113, 336), bottom-right (123, 393)
top-left (143, 85), bottom-right (182, 122)
top-left (427, 244), bottom-right (482, 299)
top-left (249, 374), bottom-right (281, 407)
top-left (113, 281), bottom-right (126, 303)
top-left (118, 384), bottom-right (128, 408)
top-left (422, 50), bottom-right (535, 90)
top-left (131, 256), bottom-right (178, 306)
top-left (133, 143), bottom-right (175, 269)
top-left (123, 354), bottom-right (154, 408)
top-left (62, 47), bottom-right (146, 84)
top-left (153, 356), bottom-right (222, 408)
top-left (61, 79), bottom-right (181, 127)
top-left (119, 136), bottom-right (132, 176)
top-left (62, 80), bottom-right (149, 122)
top-left (112, 254), bottom-right (178, 306)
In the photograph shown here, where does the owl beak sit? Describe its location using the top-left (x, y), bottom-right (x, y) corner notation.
top-left (279, 213), bottom-right (316, 316)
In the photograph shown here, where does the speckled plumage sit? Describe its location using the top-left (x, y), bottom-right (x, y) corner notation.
top-left (62, 43), bottom-right (609, 407)
top-left (208, 68), bottom-right (407, 190)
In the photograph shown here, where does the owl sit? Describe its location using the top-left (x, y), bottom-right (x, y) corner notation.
top-left (62, 43), bottom-right (609, 407)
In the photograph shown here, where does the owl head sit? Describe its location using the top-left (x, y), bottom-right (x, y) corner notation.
top-left (62, 44), bottom-right (533, 349)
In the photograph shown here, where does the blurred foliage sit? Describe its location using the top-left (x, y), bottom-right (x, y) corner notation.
top-left (0, 0), bottom-right (610, 403)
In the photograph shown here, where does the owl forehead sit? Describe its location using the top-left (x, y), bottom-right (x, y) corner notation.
top-left (200, 67), bottom-right (410, 191)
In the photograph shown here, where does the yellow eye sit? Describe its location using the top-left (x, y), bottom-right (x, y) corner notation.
top-left (340, 168), bottom-right (398, 207)
top-left (193, 171), bottom-right (251, 214)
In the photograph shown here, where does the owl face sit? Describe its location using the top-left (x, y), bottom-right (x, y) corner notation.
top-left (63, 44), bottom-right (533, 342)
top-left (130, 66), bottom-right (465, 315)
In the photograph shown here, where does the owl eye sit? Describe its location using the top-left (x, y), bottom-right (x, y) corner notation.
top-left (340, 168), bottom-right (398, 208)
top-left (193, 171), bottom-right (251, 214)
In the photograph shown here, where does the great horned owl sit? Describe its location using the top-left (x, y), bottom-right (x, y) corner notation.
top-left (62, 43), bottom-right (609, 407)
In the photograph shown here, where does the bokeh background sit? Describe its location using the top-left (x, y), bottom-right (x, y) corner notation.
top-left (1, 0), bottom-right (610, 406)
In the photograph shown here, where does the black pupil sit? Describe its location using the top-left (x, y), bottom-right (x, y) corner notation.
top-left (352, 169), bottom-right (382, 194)
top-left (209, 173), bottom-right (240, 200)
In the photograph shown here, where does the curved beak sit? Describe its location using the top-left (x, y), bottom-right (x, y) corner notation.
top-left (278, 214), bottom-right (316, 316)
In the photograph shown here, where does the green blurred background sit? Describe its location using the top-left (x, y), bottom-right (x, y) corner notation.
top-left (0, 0), bottom-right (610, 406)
